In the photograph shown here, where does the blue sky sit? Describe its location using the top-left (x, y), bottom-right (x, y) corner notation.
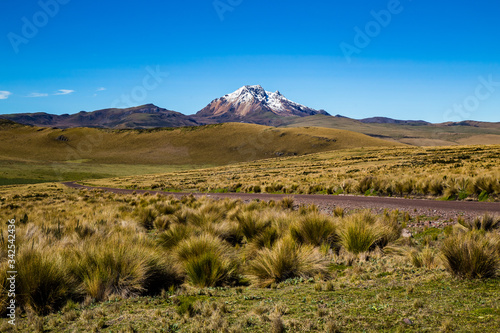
top-left (1, 0), bottom-right (499, 122)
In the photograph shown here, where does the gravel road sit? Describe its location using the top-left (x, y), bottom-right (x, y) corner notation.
top-left (63, 182), bottom-right (500, 224)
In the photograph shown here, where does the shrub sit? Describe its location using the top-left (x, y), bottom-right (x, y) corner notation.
top-left (204, 220), bottom-right (242, 246)
top-left (478, 191), bottom-right (489, 202)
top-left (141, 252), bottom-right (183, 295)
top-left (441, 232), bottom-right (499, 279)
top-left (188, 204), bottom-right (226, 227)
top-left (429, 179), bottom-right (444, 196)
top-left (176, 233), bottom-right (228, 262)
top-left (170, 209), bottom-right (190, 224)
top-left (271, 316), bottom-right (285, 333)
top-left (252, 226), bottom-right (279, 249)
top-left (394, 178), bottom-right (414, 196)
top-left (376, 215), bottom-right (402, 248)
top-left (443, 184), bottom-right (459, 200)
top-left (153, 215), bottom-right (170, 230)
top-left (155, 202), bottom-right (180, 215)
top-left (246, 237), bottom-right (327, 287)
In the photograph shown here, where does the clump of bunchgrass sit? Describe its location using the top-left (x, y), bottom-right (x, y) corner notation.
top-left (244, 226), bottom-right (280, 259)
top-left (290, 213), bottom-right (338, 247)
top-left (69, 236), bottom-right (181, 301)
top-left (134, 207), bottom-right (157, 230)
top-left (458, 213), bottom-right (499, 232)
top-left (235, 211), bottom-right (269, 242)
top-left (157, 224), bottom-right (193, 249)
top-left (246, 237), bottom-right (327, 287)
top-left (279, 197), bottom-right (294, 210)
top-left (407, 246), bottom-right (438, 269)
top-left (338, 213), bottom-right (382, 255)
top-left (333, 207), bottom-right (344, 218)
top-left (175, 233), bottom-right (236, 287)
top-left (0, 247), bottom-right (72, 315)
top-left (441, 231), bottom-right (499, 279)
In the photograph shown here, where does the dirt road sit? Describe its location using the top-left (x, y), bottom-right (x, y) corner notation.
top-left (63, 182), bottom-right (500, 222)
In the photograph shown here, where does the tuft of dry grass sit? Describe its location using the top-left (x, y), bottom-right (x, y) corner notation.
top-left (407, 246), bottom-right (439, 269)
top-left (290, 213), bottom-right (338, 247)
top-left (441, 231), bottom-right (499, 279)
top-left (246, 237), bottom-right (327, 287)
top-left (338, 213), bottom-right (382, 255)
top-left (175, 233), bottom-right (236, 287)
top-left (459, 213), bottom-right (500, 231)
top-left (270, 316), bottom-right (285, 333)
top-left (0, 247), bottom-right (71, 315)
top-left (89, 145), bottom-right (500, 202)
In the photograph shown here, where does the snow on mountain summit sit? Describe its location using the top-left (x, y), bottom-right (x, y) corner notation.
top-left (221, 85), bottom-right (308, 114)
top-left (196, 85), bottom-right (329, 121)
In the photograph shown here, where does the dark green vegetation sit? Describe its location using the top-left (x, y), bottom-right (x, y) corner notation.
top-left (92, 145), bottom-right (500, 202)
top-left (0, 120), bottom-right (401, 186)
top-left (1, 184), bottom-right (499, 332)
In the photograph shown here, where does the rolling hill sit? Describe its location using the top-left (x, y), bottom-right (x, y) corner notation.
top-left (0, 104), bottom-right (200, 129)
top-left (1, 84), bottom-right (499, 147)
top-left (0, 121), bottom-right (403, 166)
top-left (281, 115), bottom-right (500, 146)
top-left (0, 85), bottom-right (329, 128)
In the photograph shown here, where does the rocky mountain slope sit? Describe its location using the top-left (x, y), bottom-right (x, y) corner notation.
top-left (195, 85), bottom-right (329, 125)
top-left (0, 104), bottom-right (200, 129)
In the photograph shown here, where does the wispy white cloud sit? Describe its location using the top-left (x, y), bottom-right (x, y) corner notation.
top-left (0, 91), bottom-right (12, 100)
top-left (27, 92), bottom-right (49, 98)
top-left (53, 89), bottom-right (75, 95)
top-left (96, 87), bottom-right (106, 91)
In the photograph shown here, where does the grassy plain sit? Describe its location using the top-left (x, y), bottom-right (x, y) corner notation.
top-left (1, 120), bottom-right (499, 332)
top-left (0, 120), bottom-right (401, 186)
top-left (90, 145), bottom-right (500, 202)
top-left (0, 160), bottom-right (205, 186)
top-left (281, 115), bottom-right (500, 146)
top-left (0, 121), bottom-right (400, 165)
top-left (0, 184), bottom-right (499, 332)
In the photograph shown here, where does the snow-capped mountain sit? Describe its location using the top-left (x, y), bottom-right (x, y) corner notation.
top-left (196, 85), bottom-right (329, 123)
top-left (1, 86), bottom-right (330, 128)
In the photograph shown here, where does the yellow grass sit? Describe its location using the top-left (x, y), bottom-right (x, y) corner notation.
top-left (0, 122), bottom-right (402, 166)
top-left (90, 145), bottom-right (500, 201)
